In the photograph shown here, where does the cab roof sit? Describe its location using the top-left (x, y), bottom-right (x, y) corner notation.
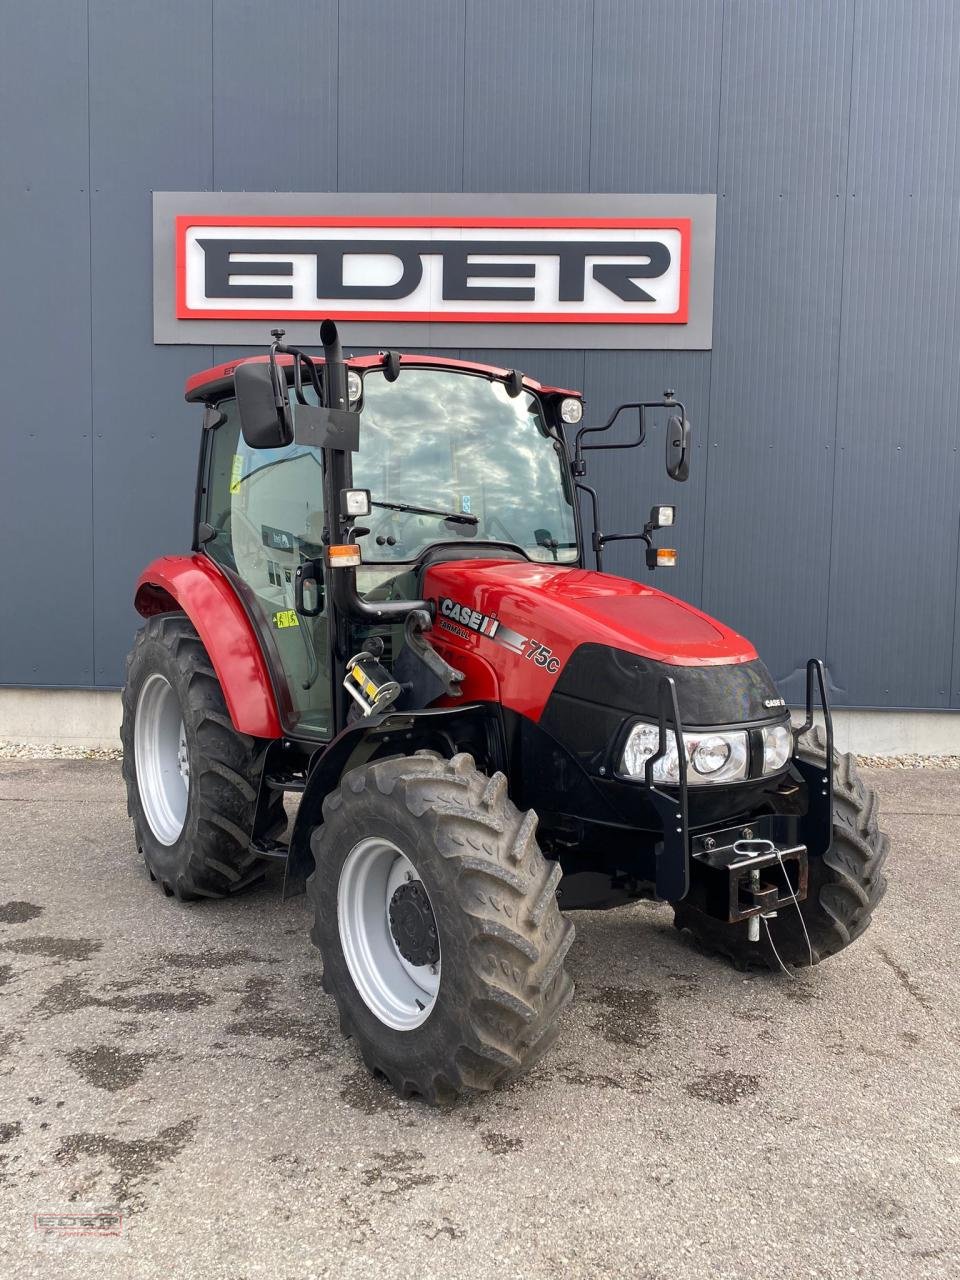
top-left (184, 351), bottom-right (581, 404)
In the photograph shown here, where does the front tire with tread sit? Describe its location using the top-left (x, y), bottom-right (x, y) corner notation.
top-left (308, 750), bottom-right (574, 1103)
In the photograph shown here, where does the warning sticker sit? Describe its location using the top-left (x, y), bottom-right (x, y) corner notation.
top-left (229, 454), bottom-right (243, 494)
top-left (272, 610), bottom-right (299, 629)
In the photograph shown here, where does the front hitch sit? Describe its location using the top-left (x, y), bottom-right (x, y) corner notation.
top-left (690, 826), bottom-right (808, 929)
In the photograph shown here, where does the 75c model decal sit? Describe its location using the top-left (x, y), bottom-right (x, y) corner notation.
top-left (438, 597), bottom-right (562, 675)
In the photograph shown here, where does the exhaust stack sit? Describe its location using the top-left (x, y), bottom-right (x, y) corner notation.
top-left (320, 319), bottom-right (347, 411)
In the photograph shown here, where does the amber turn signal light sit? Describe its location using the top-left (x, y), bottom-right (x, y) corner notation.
top-left (646, 545), bottom-right (677, 569)
top-left (327, 544), bottom-right (362, 569)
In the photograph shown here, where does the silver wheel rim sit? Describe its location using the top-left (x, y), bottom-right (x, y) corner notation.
top-left (337, 838), bottom-right (441, 1030)
top-left (134, 673), bottom-right (189, 846)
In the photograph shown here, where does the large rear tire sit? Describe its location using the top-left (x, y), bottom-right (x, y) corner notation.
top-left (308, 751), bottom-right (575, 1102)
top-left (121, 613), bottom-right (282, 900)
top-left (673, 727), bottom-right (889, 969)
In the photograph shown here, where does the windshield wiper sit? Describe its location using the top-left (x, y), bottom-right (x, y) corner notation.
top-left (371, 500), bottom-right (478, 526)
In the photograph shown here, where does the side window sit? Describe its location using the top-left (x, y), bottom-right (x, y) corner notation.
top-left (205, 400), bottom-right (240, 567)
top-left (203, 398), bottom-right (332, 737)
top-left (205, 399), bottom-right (326, 575)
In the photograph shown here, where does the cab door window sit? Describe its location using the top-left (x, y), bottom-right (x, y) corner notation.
top-left (204, 397), bottom-right (331, 738)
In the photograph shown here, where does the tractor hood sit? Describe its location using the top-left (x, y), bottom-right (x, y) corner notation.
top-left (423, 559), bottom-right (756, 666)
top-left (421, 559), bottom-right (779, 726)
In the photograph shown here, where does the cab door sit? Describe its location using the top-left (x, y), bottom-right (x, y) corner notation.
top-left (203, 397), bottom-right (332, 738)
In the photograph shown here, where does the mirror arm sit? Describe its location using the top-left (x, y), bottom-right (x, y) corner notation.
top-left (574, 402), bottom-right (647, 474)
top-left (269, 330), bottom-right (323, 406)
top-left (266, 333), bottom-right (292, 429)
top-left (574, 393), bottom-right (685, 467)
top-left (293, 352), bottom-right (305, 405)
top-left (291, 349), bottom-right (323, 403)
top-left (576, 399), bottom-right (660, 476)
top-left (575, 481), bottom-right (605, 571)
top-left (598, 531), bottom-right (653, 547)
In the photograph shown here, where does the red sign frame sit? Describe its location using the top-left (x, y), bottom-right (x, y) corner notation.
top-left (175, 215), bottom-right (691, 324)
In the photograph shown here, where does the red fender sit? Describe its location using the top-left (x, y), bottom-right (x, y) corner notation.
top-left (134, 555), bottom-right (283, 739)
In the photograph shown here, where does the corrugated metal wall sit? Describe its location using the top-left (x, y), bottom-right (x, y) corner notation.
top-left (2, 0), bottom-right (958, 710)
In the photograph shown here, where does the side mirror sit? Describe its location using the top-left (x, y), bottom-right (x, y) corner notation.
top-left (294, 558), bottom-right (324, 618)
top-left (534, 527), bottom-right (560, 560)
top-left (235, 361), bottom-right (293, 450)
top-left (666, 414), bottom-right (691, 482)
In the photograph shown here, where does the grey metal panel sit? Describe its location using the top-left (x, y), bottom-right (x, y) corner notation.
top-left (0, 2), bottom-right (94, 687)
top-left (212, 0), bottom-right (339, 191)
top-left (590, 0), bottom-right (723, 192)
top-left (338, 0), bottom-right (466, 192)
top-left (701, 0), bottom-right (855, 705)
top-left (828, 0), bottom-right (960, 709)
top-left (88, 0), bottom-right (214, 686)
top-left (462, 0), bottom-right (593, 192)
top-left (582, 351), bottom-right (711, 610)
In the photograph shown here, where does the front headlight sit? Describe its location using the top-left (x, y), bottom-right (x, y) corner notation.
top-left (761, 722), bottom-right (793, 774)
top-left (620, 722), bottom-right (749, 785)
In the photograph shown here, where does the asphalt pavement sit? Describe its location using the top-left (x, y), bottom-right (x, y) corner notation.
top-left (0, 759), bottom-right (957, 1279)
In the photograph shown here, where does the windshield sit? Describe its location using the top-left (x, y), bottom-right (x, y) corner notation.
top-left (352, 367), bottom-right (579, 563)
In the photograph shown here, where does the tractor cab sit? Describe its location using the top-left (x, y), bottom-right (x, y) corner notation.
top-left (189, 340), bottom-right (576, 742)
top-left (186, 323), bottom-right (686, 741)
top-left (188, 342), bottom-right (580, 737)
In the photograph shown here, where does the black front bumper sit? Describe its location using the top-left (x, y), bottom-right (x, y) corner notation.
top-left (638, 658), bottom-right (833, 903)
top-left (522, 658), bottom-right (834, 916)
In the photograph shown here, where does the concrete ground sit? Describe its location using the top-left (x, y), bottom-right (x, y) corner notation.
top-left (0, 761), bottom-right (957, 1280)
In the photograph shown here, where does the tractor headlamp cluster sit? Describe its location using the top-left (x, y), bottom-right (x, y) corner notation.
top-left (621, 723), bottom-right (749, 785)
top-left (619, 719), bottom-right (794, 785)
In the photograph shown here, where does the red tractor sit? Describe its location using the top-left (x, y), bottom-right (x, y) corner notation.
top-left (122, 321), bottom-right (888, 1102)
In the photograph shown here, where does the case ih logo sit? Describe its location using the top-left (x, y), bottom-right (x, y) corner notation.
top-left (176, 216), bottom-right (690, 325)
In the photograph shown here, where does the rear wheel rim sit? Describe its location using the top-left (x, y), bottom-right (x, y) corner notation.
top-left (337, 838), bottom-right (441, 1030)
top-left (134, 673), bottom-right (189, 846)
